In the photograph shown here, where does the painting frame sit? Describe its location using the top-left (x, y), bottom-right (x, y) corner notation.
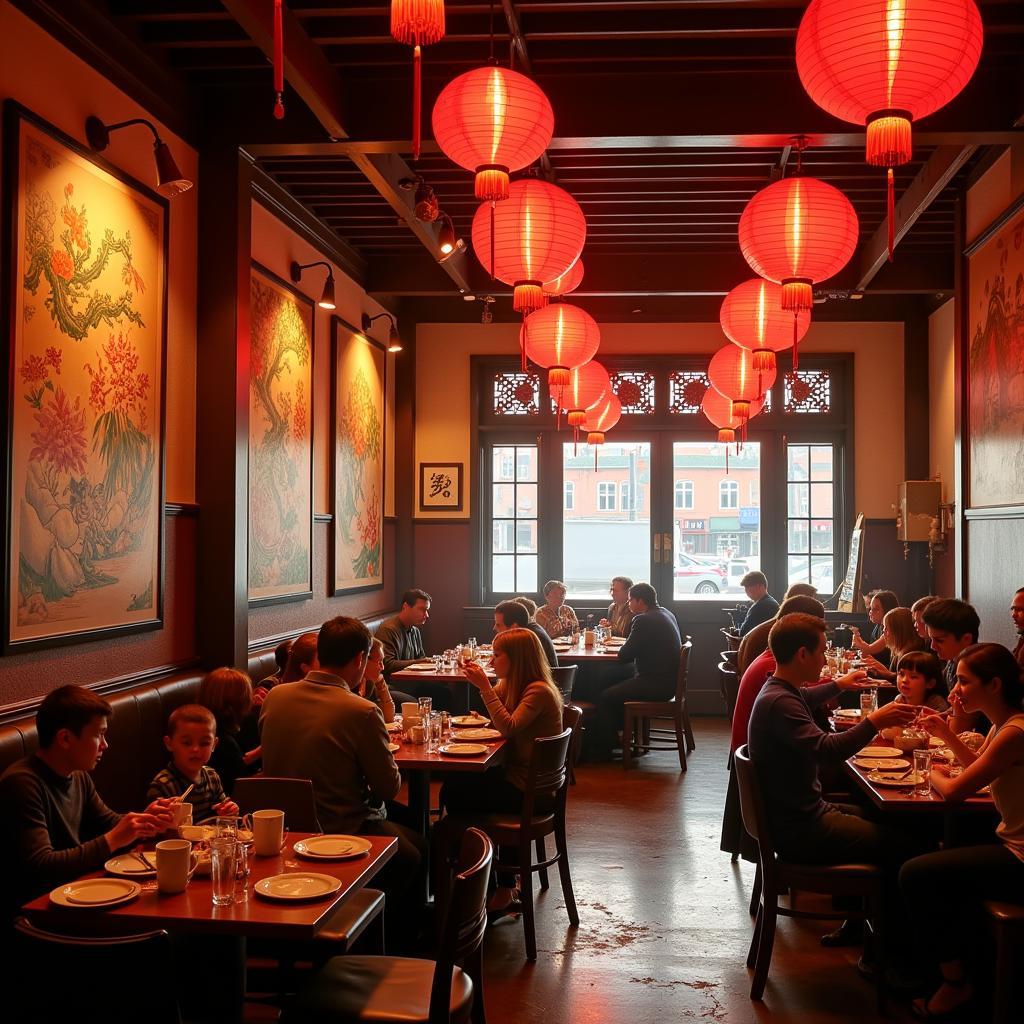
top-left (962, 192), bottom-right (1024, 511)
top-left (1, 100), bottom-right (168, 654)
top-left (247, 262), bottom-right (315, 607)
top-left (331, 316), bottom-right (386, 596)
top-left (419, 463), bottom-right (464, 512)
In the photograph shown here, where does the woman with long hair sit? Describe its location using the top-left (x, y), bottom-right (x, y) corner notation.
top-left (862, 607), bottom-right (927, 681)
top-left (900, 644), bottom-right (1024, 1018)
top-left (851, 589), bottom-right (900, 656)
top-left (281, 631), bottom-right (319, 684)
top-left (357, 638), bottom-right (414, 721)
top-left (198, 667), bottom-right (259, 792)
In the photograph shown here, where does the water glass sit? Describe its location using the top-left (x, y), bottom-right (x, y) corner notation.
top-left (210, 836), bottom-right (237, 907)
top-left (432, 654), bottom-right (442, 672)
top-left (859, 690), bottom-right (876, 720)
top-left (418, 696), bottom-right (433, 719)
top-left (233, 840), bottom-right (251, 902)
top-left (467, 636), bottom-right (477, 655)
top-left (438, 711), bottom-right (451, 742)
top-left (913, 749), bottom-right (933, 797)
top-left (427, 712), bottom-right (442, 753)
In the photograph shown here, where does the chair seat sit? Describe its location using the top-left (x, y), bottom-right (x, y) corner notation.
top-left (777, 860), bottom-right (882, 896)
top-left (624, 700), bottom-right (676, 716)
top-left (453, 812), bottom-right (556, 843)
top-left (315, 889), bottom-right (385, 949)
top-left (283, 955), bottom-right (473, 1024)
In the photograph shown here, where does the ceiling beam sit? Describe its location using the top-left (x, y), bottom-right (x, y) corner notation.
top-left (501, 0), bottom-right (554, 179)
top-left (856, 145), bottom-right (977, 292)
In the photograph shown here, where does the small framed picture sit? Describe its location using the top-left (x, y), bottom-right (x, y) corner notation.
top-left (419, 463), bottom-right (463, 512)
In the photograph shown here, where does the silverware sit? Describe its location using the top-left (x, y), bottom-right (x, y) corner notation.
top-left (132, 847), bottom-right (154, 871)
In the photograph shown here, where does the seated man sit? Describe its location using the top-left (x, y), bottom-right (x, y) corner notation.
top-left (260, 616), bottom-right (426, 948)
top-left (375, 587), bottom-right (451, 710)
top-left (600, 576), bottom-right (634, 637)
top-left (922, 597), bottom-right (982, 731)
top-left (494, 599), bottom-right (558, 668)
top-left (0, 686), bottom-right (173, 915)
top-left (594, 582), bottom-right (681, 759)
top-left (737, 594), bottom-right (826, 675)
top-left (738, 571), bottom-right (780, 637)
top-left (1011, 587), bottom-right (1024, 667)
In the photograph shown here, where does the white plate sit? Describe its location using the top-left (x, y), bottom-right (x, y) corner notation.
top-left (859, 745), bottom-right (902, 758)
top-left (853, 757), bottom-right (910, 770)
top-left (385, 721), bottom-right (402, 732)
top-left (179, 824), bottom-right (216, 842)
top-left (255, 872), bottom-right (343, 901)
top-left (454, 728), bottom-right (502, 741)
top-left (404, 663), bottom-right (438, 672)
top-left (928, 735), bottom-right (946, 748)
top-left (104, 852), bottom-right (156, 878)
top-left (439, 743), bottom-right (488, 757)
top-left (867, 770), bottom-right (924, 787)
top-left (834, 708), bottom-right (862, 719)
top-left (452, 715), bottom-right (490, 727)
top-left (293, 835), bottom-right (373, 860)
top-left (52, 878), bottom-right (140, 908)
top-left (386, 742), bottom-right (400, 753)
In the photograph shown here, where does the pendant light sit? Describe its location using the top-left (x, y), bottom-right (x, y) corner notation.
top-left (708, 344), bottom-right (777, 424)
top-left (522, 303), bottom-right (601, 403)
top-left (582, 393), bottom-right (622, 470)
top-left (556, 360), bottom-right (610, 449)
top-left (701, 388), bottom-right (766, 472)
top-left (720, 277), bottom-right (811, 375)
top-left (391, 1), bottom-right (446, 161)
top-left (543, 259), bottom-right (585, 299)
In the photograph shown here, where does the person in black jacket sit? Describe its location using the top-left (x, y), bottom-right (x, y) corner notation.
top-left (738, 571), bottom-right (780, 637)
top-left (593, 582), bottom-right (681, 759)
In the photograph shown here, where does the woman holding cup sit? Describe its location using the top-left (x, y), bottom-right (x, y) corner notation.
top-left (899, 643), bottom-right (1024, 1018)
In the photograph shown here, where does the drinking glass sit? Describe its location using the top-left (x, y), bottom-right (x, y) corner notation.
top-left (913, 749), bottom-right (933, 797)
top-left (432, 655), bottom-right (442, 672)
top-left (210, 836), bottom-right (237, 907)
top-left (859, 691), bottom-right (875, 720)
top-left (427, 712), bottom-right (442, 753)
top-left (467, 636), bottom-right (477, 655)
top-left (234, 814), bottom-right (254, 902)
top-left (418, 696), bottom-right (433, 720)
top-left (438, 711), bottom-right (451, 742)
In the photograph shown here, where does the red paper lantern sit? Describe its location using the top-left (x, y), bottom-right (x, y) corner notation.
top-left (738, 176), bottom-right (859, 314)
top-left (391, 1), bottom-right (446, 161)
top-left (432, 66), bottom-right (554, 202)
top-left (720, 277), bottom-right (812, 374)
top-left (543, 258), bottom-right (585, 298)
top-left (523, 304), bottom-right (601, 393)
top-left (708, 344), bottom-right (777, 422)
top-left (557, 360), bottom-right (610, 426)
top-left (797, 0), bottom-right (983, 258)
top-left (702, 388), bottom-right (765, 452)
top-left (471, 179), bottom-right (587, 313)
top-left (583, 392), bottom-right (621, 444)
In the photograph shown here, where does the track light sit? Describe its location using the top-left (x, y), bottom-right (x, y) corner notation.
top-left (85, 115), bottom-right (192, 197)
top-left (437, 212), bottom-right (456, 256)
top-left (290, 260), bottom-right (336, 310)
top-left (362, 311), bottom-right (402, 353)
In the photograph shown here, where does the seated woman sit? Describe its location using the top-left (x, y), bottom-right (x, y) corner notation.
top-left (861, 607), bottom-right (928, 682)
top-left (198, 668), bottom-right (259, 793)
top-left (282, 630), bottom-right (319, 684)
top-left (900, 643), bottom-right (1024, 1019)
top-left (358, 638), bottom-right (414, 719)
top-left (534, 580), bottom-right (579, 640)
top-left (850, 589), bottom-right (900, 659)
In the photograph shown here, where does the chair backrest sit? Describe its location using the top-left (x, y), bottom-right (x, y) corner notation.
top-left (430, 827), bottom-right (494, 1022)
top-left (720, 648), bottom-right (739, 668)
top-left (721, 626), bottom-right (741, 652)
top-left (562, 703), bottom-right (584, 772)
top-left (549, 664), bottom-right (577, 701)
top-left (522, 728), bottom-right (572, 820)
top-left (13, 918), bottom-right (181, 1024)
top-left (719, 661), bottom-right (740, 720)
top-left (674, 640), bottom-right (693, 704)
top-left (733, 745), bottom-right (777, 878)
top-left (233, 776), bottom-right (322, 833)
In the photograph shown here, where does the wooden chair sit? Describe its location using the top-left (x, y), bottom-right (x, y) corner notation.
top-left (562, 702), bottom-right (584, 784)
top-left (283, 828), bottom-right (493, 1024)
top-left (719, 660), bottom-right (740, 721)
top-left (622, 640), bottom-right (694, 771)
top-left (733, 746), bottom-right (885, 1009)
top-left (985, 900), bottom-right (1024, 1023)
top-left (549, 664), bottom-right (577, 702)
top-left (233, 776), bottom-right (322, 832)
top-left (721, 626), bottom-right (741, 652)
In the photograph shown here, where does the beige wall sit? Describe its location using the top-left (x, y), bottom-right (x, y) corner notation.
top-left (927, 299), bottom-right (956, 498)
top-left (416, 319), bottom-right (905, 520)
top-left (966, 147), bottom-right (1024, 244)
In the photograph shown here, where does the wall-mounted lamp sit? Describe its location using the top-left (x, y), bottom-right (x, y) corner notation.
top-left (362, 311), bottom-right (402, 353)
top-left (85, 115), bottom-right (192, 198)
top-left (290, 260), bottom-right (336, 310)
top-left (437, 212), bottom-right (458, 259)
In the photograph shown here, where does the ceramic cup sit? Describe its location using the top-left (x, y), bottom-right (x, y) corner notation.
top-left (156, 838), bottom-right (192, 894)
top-left (170, 801), bottom-right (193, 828)
top-left (252, 809), bottom-right (286, 856)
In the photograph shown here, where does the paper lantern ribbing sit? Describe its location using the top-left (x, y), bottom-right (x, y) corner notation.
top-left (432, 66), bottom-right (554, 202)
top-left (471, 179), bottom-right (587, 314)
top-left (738, 176), bottom-right (859, 315)
top-left (701, 388), bottom-right (766, 451)
top-left (708, 344), bottom-right (777, 422)
top-left (582, 392), bottom-right (621, 469)
top-left (523, 303), bottom-right (601, 392)
top-left (390, 0), bottom-right (446, 161)
top-left (558, 360), bottom-right (610, 426)
top-left (720, 277), bottom-right (812, 374)
top-left (543, 259), bottom-right (585, 298)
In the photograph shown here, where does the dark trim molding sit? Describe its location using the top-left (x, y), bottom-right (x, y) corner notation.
top-left (964, 505), bottom-right (1024, 521)
top-left (414, 518), bottom-right (471, 526)
top-left (166, 502), bottom-right (199, 518)
top-left (314, 512), bottom-right (333, 523)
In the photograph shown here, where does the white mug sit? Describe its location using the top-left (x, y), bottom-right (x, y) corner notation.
top-left (401, 702), bottom-right (419, 721)
top-left (156, 838), bottom-right (192, 894)
top-left (252, 809), bottom-right (286, 856)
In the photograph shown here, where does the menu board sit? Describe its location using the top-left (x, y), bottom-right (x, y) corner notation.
top-left (837, 514), bottom-right (865, 613)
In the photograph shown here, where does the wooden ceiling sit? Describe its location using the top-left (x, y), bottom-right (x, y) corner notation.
top-left (44, 1), bottom-right (1024, 319)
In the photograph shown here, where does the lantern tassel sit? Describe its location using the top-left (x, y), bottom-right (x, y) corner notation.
top-left (412, 43), bottom-right (422, 161)
top-left (887, 167), bottom-right (895, 263)
top-left (725, 444), bottom-right (729, 475)
top-left (273, 0), bottom-right (285, 120)
top-left (594, 446), bottom-right (598, 472)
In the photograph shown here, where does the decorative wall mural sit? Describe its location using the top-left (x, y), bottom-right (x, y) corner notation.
top-left (248, 265), bottom-right (313, 604)
top-left (332, 319), bottom-right (385, 594)
top-left (3, 103), bottom-right (167, 652)
top-left (967, 198), bottom-right (1024, 508)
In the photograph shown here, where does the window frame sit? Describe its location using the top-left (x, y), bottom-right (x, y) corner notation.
top-left (719, 478), bottom-right (739, 510)
top-left (597, 481), bottom-right (617, 511)
top-left (564, 480), bottom-right (575, 511)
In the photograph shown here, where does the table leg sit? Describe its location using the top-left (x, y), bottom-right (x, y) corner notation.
top-left (407, 768), bottom-right (430, 836)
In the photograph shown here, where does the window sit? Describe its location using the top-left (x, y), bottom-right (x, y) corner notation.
top-left (674, 480), bottom-right (694, 510)
top-left (564, 481), bottom-right (575, 510)
top-left (719, 479), bottom-right (739, 509)
top-left (597, 482), bottom-right (617, 511)
top-left (489, 444), bottom-right (538, 594)
top-left (787, 443), bottom-right (835, 597)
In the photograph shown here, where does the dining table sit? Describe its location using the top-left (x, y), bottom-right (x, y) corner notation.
top-left (551, 637), bottom-right (627, 663)
top-left (22, 832), bottom-right (397, 1023)
top-left (390, 662), bottom-right (494, 713)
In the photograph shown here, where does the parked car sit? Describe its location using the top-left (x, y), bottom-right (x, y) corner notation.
top-left (675, 552), bottom-right (728, 594)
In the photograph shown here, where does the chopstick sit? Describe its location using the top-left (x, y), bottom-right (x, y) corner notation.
top-left (178, 782), bottom-right (195, 803)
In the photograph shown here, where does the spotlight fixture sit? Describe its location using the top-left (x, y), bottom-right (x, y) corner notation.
top-left (290, 260), bottom-right (336, 310)
top-left (362, 311), bottom-right (402, 353)
top-left (436, 212), bottom-right (465, 262)
top-left (85, 115), bottom-right (192, 197)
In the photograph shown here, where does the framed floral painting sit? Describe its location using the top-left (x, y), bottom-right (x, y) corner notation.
top-left (2, 102), bottom-right (167, 653)
top-left (248, 264), bottom-right (314, 605)
top-left (332, 317), bottom-right (385, 594)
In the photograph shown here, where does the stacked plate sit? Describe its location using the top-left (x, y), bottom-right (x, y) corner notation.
top-left (255, 873), bottom-right (342, 901)
top-left (51, 878), bottom-right (141, 909)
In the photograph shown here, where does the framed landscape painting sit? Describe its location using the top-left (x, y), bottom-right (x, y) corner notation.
top-left (247, 264), bottom-right (314, 605)
top-left (2, 102), bottom-right (167, 652)
top-left (332, 317), bottom-right (385, 595)
top-left (965, 194), bottom-right (1024, 509)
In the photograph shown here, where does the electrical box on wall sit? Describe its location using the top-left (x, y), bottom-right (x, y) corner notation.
top-left (897, 481), bottom-right (942, 542)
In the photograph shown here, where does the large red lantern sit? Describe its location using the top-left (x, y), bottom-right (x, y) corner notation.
top-left (432, 66), bottom-right (554, 202)
top-left (797, 0), bottom-right (983, 258)
top-left (582, 392), bottom-right (621, 469)
top-left (557, 359), bottom-right (610, 447)
top-left (708, 344), bottom-right (777, 422)
top-left (720, 277), bottom-right (812, 373)
top-left (522, 303), bottom-right (601, 395)
top-left (543, 259), bottom-right (585, 298)
top-left (702, 388), bottom-right (765, 470)
top-left (738, 175), bottom-right (859, 316)
top-left (471, 179), bottom-right (587, 314)
top-left (390, 1), bottom-right (446, 161)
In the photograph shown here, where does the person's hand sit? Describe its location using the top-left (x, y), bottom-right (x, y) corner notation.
top-left (105, 812), bottom-right (165, 852)
top-left (214, 798), bottom-right (239, 817)
top-left (463, 662), bottom-right (491, 692)
top-left (834, 669), bottom-right (871, 691)
top-left (252, 686), bottom-right (269, 708)
top-left (917, 709), bottom-right (954, 743)
top-left (868, 701), bottom-right (917, 731)
top-left (142, 797), bottom-right (176, 828)
top-left (860, 653), bottom-right (886, 673)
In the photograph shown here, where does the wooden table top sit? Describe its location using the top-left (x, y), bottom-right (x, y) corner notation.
top-left (551, 640), bottom-right (626, 662)
top-left (393, 737), bottom-right (506, 773)
top-left (844, 759), bottom-right (996, 813)
top-left (391, 665), bottom-right (484, 683)
top-left (23, 833), bottom-right (396, 940)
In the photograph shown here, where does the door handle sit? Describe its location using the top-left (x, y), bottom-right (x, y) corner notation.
top-left (654, 532), bottom-right (662, 564)
top-left (663, 531), bottom-right (673, 558)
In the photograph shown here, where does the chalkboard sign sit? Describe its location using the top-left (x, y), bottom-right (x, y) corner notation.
top-left (838, 514), bottom-right (865, 612)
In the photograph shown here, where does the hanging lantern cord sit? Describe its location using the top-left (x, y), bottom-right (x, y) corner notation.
top-left (489, 0), bottom-right (496, 64)
top-left (887, 168), bottom-right (895, 262)
top-left (792, 312), bottom-right (800, 370)
top-left (273, 0), bottom-right (285, 119)
top-left (412, 36), bottom-right (423, 161)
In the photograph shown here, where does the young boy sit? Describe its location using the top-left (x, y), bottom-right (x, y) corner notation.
top-left (147, 705), bottom-right (238, 823)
